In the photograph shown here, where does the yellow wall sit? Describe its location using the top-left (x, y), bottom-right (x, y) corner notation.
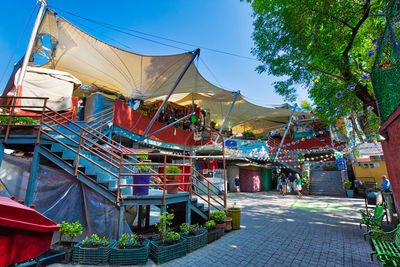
top-left (352, 160), bottom-right (388, 184)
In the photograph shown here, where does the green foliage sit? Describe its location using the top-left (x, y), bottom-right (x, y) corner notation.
top-left (344, 181), bottom-right (352, 190)
top-left (155, 211), bottom-right (174, 244)
top-left (179, 223), bottom-right (189, 236)
top-left (247, 0), bottom-right (387, 134)
top-left (189, 224), bottom-right (200, 234)
top-left (81, 234), bottom-right (109, 247)
top-left (300, 170), bottom-right (310, 191)
top-left (230, 202), bottom-right (237, 209)
top-left (119, 233), bottom-right (130, 246)
top-left (243, 131), bottom-right (256, 140)
top-left (59, 221), bottom-right (83, 242)
top-left (300, 100), bottom-right (312, 111)
top-left (165, 165), bottom-right (181, 180)
top-left (0, 116), bottom-right (39, 125)
top-left (204, 220), bottom-right (216, 230)
top-left (166, 232), bottom-right (180, 244)
top-left (210, 211), bottom-right (226, 224)
top-left (136, 150), bottom-right (150, 173)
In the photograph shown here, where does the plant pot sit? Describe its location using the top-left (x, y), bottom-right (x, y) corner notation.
top-left (207, 228), bottom-right (222, 243)
top-left (72, 240), bottom-right (115, 265)
top-left (51, 241), bottom-right (77, 263)
top-left (166, 179), bottom-right (180, 194)
top-left (133, 173), bottom-right (151, 195)
top-left (226, 208), bottom-right (241, 230)
top-left (215, 223), bottom-right (226, 236)
top-left (110, 240), bottom-right (149, 265)
top-left (180, 228), bottom-right (208, 252)
top-left (150, 238), bottom-right (187, 264)
top-left (346, 189), bottom-right (354, 198)
top-left (224, 217), bottom-right (232, 232)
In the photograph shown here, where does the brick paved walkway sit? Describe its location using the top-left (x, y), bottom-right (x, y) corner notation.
top-left (158, 192), bottom-right (379, 267)
top-left (54, 192), bottom-right (380, 266)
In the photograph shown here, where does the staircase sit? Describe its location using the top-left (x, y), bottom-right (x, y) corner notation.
top-left (35, 106), bottom-right (223, 223)
top-left (310, 170), bottom-right (345, 196)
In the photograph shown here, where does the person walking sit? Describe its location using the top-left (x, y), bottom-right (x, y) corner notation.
top-left (294, 173), bottom-right (303, 198)
top-left (280, 173), bottom-right (287, 196)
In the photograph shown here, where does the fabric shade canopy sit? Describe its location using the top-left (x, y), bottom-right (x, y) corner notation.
top-left (33, 9), bottom-right (304, 133)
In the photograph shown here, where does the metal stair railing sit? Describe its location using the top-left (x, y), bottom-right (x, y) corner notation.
top-left (85, 107), bottom-right (114, 133)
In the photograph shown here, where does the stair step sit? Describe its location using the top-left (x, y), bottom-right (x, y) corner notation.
top-left (191, 197), bottom-right (198, 204)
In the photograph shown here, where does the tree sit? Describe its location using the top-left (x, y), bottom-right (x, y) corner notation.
top-left (300, 100), bottom-right (312, 111)
top-left (246, 0), bottom-right (389, 135)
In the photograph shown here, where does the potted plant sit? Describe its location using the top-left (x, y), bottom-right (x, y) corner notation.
top-left (210, 210), bottom-right (226, 235)
top-left (224, 217), bottom-right (233, 232)
top-left (72, 234), bottom-right (114, 265)
top-left (150, 211), bottom-right (187, 264)
top-left (300, 170), bottom-right (310, 195)
top-left (134, 150), bottom-right (151, 195)
top-left (226, 202), bottom-right (241, 230)
top-left (110, 233), bottom-right (149, 265)
top-left (204, 220), bottom-right (222, 243)
top-left (179, 223), bottom-right (208, 252)
top-left (52, 221), bottom-right (83, 263)
top-left (344, 181), bottom-right (353, 198)
top-left (165, 165), bottom-right (182, 194)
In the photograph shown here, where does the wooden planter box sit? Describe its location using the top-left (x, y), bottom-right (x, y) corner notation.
top-left (181, 228), bottom-right (208, 252)
top-left (110, 241), bottom-right (149, 265)
top-left (150, 238), bottom-right (186, 264)
top-left (72, 240), bottom-right (115, 265)
top-left (207, 228), bottom-right (222, 243)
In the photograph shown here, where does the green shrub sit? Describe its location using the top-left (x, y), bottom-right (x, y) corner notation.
top-left (59, 221), bottom-right (83, 242)
top-left (136, 150), bottom-right (150, 173)
top-left (81, 234), bottom-right (109, 247)
top-left (179, 223), bottom-right (189, 236)
top-left (165, 165), bottom-right (181, 180)
top-left (210, 211), bottom-right (226, 224)
top-left (204, 220), bottom-right (216, 230)
top-left (0, 116), bottom-right (39, 125)
top-left (119, 233), bottom-right (130, 246)
top-left (300, 170), bottom-right (310, 191)
top-left (155, 211), bottom-right (174, 244)
top-left (166, 232), bottom-right (180, 244)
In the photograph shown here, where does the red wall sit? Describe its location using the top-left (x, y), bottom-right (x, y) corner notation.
top-left (113, 99), bottom-right (193, 147)
top-left (380, 106), bottom-right (400, 206)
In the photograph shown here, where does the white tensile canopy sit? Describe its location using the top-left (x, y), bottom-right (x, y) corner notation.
top-left (33, 9), bottom-right (303, 133)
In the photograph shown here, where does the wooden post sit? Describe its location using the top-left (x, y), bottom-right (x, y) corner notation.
top-left (117, 153), bottom-right (123, 204)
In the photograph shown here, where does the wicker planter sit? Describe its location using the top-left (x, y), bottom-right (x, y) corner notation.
top-left (72, 240), bottom-right (115, 265)
top-left (180, 228), bottom-right (208, 252)
top-left (150, 238), bottom-right (187, 264)
top-left (207, 228), bottom-right (222, 243)
top-left (110, 240), bottom-right (149, 265)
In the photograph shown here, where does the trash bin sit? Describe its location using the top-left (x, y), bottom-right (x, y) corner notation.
top-left (0, 197), bottom-right (60, 266)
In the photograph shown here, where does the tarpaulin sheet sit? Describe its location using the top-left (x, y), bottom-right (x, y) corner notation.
top-left (0, 154), bottom-right (127, 239)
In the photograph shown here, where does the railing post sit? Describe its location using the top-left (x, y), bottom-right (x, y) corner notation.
top-left (208, 179), bottom-right (210, 215)
top-left (36, 98), bottom-right (48, 144)
top-left (189, 157), bottom-right (193, 200)
top-left (4, 97), bottom-right (17, 143)
top-left (74, 128), bottom-right (84, 176)
top-left (117, 153), bottom-right (124, 204)
top-left (163, 154), bottom-right (167, 206)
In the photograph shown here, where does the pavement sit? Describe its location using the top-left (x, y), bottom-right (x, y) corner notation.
top-left (53, 191), bottom-right (381, 266)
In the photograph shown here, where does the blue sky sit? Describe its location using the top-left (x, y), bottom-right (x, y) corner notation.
top-left (0, 0), bottom-right (308, 107)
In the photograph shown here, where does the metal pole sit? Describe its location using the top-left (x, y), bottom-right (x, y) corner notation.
top-left (15, 0), bottom-right (47, 94)
top-left (142, 49), bottom-right (200, 138)
top-left (144, 112), bottom-right (195, 139)
top-left (215, 91), bottom-right (240, 143)
top-left (275, 104), bottom-right (297, 158)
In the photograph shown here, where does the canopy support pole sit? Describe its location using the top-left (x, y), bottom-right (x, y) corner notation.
top-left (215, 90), bottom-right (240, 143)
top-left (15, 0), bottom-right (47, 96)
top-left (144, 112), bottom-right (195, 139)
top-left (141, 49), bottom-right (200, 138)
top-left (275, 104), bottom-right (297, 158)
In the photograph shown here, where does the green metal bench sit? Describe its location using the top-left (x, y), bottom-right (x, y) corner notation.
top-left (369, 224), bottom-right (400, 266)
top-left (360, 204), bottom-right (386, 239)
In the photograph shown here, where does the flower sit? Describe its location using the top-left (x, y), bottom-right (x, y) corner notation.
top-left (369, 51), bottom-right (375, 57)
top-left (347, 85), bottom-right (355, 90)
top-left (357, 111), bottom-right (363, 116)
top-left (326, 100), bottom-right (332, 104)
top-left (316, 106), bottom-right (322, 110)
top-left (336, 92), bottom-right (343, 98)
